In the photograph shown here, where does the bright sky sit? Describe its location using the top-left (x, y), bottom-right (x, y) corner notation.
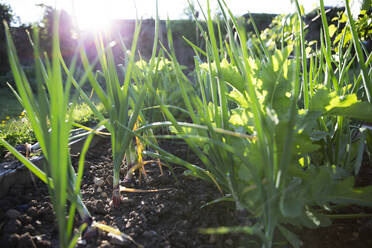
top-left (5, 0), bottom-right (344, 30)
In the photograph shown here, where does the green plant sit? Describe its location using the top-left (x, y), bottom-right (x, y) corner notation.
top-left (139, 0), bottom-right (372, 247)
top-left (133, 55), bottom-right (191, 123)
top-left (0, 112), bottom-right (35, 159)
top-left (0, 21), bottom-right (93, 247)
top-left (0, 101), bottom-right (106, 161)
top-left (74, 19), bottom-right (147, 207)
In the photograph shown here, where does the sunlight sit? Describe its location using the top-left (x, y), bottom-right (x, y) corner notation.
top-left (70, 1), bottom-right (113, 31)
top-left (75, 12), bottom-right (111, 31)
top-left (64, 0), bottom-right (181, 31)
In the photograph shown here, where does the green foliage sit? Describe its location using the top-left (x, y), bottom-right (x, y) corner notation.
top-left (0, 1), bottom-right (371, 247)
top-left (152, 0), bottom-right (372, 247)
top-left (0, 101), bottom-right (105, 161)
top-left (258, 13), bottom-right (299, 51)
top-left (133, 56), bottom-right (191, 122)
top-left (331, 9), bottom-right (372, 50)
top-left (70, 102), bottom-right (105, 126)
top-left (75, 19), bottom-right (146, 207)
top-left (1, 20), bottom-right (92, 247)
top-left (0, 113), bottom-right (35, 158)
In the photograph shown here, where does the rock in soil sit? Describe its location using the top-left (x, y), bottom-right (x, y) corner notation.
top-left (93, 177), bottom-right (105, 187)
top-left (5, 209), bottom-right (21, 219)
top-left (3, 219), bottom-right (22, 234)
top-left (17, 232), bottom-right (36, 248)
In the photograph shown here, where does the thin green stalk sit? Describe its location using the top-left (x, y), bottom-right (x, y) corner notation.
top-left (344, 0), bottom-right (371, 102)
top-left (294, 0), bottom-right (309, 108)
top-left (319, 0), bottom-right (339, 91)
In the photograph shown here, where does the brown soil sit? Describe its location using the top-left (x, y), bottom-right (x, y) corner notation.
top-left (0, 139), bottom-right (372, 248)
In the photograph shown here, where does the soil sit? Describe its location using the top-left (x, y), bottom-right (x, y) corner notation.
top-left (0, 139), bottom-right (372, 248)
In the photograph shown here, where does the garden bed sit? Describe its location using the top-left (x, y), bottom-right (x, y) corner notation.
top-left (1, 139), bottom-right (372, 248)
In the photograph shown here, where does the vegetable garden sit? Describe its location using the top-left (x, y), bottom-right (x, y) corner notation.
top-left (1, 0), bottom-right (372, 247)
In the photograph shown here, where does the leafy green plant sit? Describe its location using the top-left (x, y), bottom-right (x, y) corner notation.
top-left (330, 3), bottom-right (371, 50)
top-left (140, 0), bottom-right (372, 247)
top-left (0, 112), bottom-right (35, 158)
top-left (0, 101), bottom-right (106, 161)
top-left (133, 55), bottom-right (191, 123)
top-left (0, 20), bottom-right (94, 247)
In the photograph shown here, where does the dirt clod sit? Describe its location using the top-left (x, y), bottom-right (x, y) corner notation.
top-left (26, 206), bottom-right (38, 218)
top-left (17, 232), bottom-right (36, 248)
top-left (5, 209), bottom-right (21, 219)
top-left (3, 219), bottom-right (22, 234)
top-left (93, 177), bottom-right (105, 187)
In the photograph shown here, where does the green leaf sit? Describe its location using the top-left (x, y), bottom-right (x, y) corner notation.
top-left (277, 224), bottom-right (303, 248)
top-left (293, 133), bottom-right (321, 155)
top-left (309, 88), bottom-right (372, 121)
top-left (309, 87), bottom-right (333, 112)
top-left (326, 101), bottom-right (372, 122)
top-left (280, 179), bottom-right (304, 218)
top-left (325, 94), bottom-right (358, 111)
top-left (328, 177), bottom-right (372, 206)
top-left (304, 209), bottom-right (332, 228)
top-left (328, 24), bottom-right (338, 38)
top-left (200, 58), bottom-right (245, 92)
top-left (228, 90), bottom-right (249, 108)
top-left (340, 12), bottom-right (348, 23)
top-left (229, 108), bottom-right (254, 132)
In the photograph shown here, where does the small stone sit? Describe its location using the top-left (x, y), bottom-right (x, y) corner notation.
top-left (33, 234), bottom-right (51, 248)
top-left (6, 209), bottom-right (21, 219)
top-left (76, 237), bottom-right (86, 246)
top-left (109, 233), bottom-right (129, 246)
top-left (18, 232), bottom-right (36, 248)
top-left (106, 176), bottom-right (113, 186)
top-left (35, 239), bottom-right (52, 248)
top-left (3, 219), bottom-right (22, 233)
top-left (82, 225), bottom-right (98, 241)
top-left (8, 233), bottom-right (20, 247)
top-left (352, 232), bottom-right (359, 240)
top-left (121, 197), bottom-right (135, 206)
top-left (93, 200), bottom-right (106, 215)
top-left (158, 174), bottom-right (171, 184)
top-left (148, 215), bottom-right (159, 224)
top-left (99, 240), bottom-right (112, 248)
top-left (101, 192), bottom-right (108, 198)
top-left (27, 207), bottom-right (38, 218)
top-left (125, 221), bottom-right (132, 228)
top-left (209, 234), bottom-right (216, 243)
top-left (23, 224), bottom-right (35, 233)
top-left (19, 214), bottom-right (32, 224)
top-left (143, 230), bottom-right (158, 238)
top-left (94, 177), bottom-right (105, 187)
top-left (225, 239), bottom-right (233, 246)
top-left (97, 187), bottom-right (103, 193)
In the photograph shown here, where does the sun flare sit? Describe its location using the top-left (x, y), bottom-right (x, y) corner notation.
top-left (71, 2), bottom-right (113, 31)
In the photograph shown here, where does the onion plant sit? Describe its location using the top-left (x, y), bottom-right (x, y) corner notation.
top-left (0, 20), bottom-right (93, 247)
top-left (76, 20), bottom-right (148, 207)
